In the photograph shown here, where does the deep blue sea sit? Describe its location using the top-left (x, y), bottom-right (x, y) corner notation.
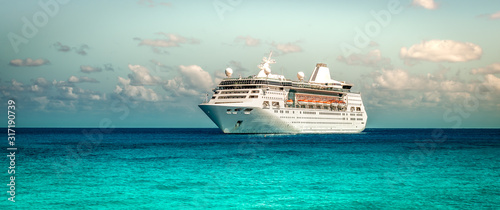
top-left (2, 128), bottom-right (499, 209)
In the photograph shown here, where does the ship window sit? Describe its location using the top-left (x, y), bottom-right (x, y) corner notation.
top-left (235, 108), bottom-right (241, 111)
top-left (227, 109), bottom-right (231, 111)
top-left (218, 95), bottom-right (247, 99)
top-left (251, 90), bottom-right (259, 93)
top-left (211, 96), bottom-right (216, 99)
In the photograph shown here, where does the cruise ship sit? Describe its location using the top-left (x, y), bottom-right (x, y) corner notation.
top-left (199, 52), bottom-right (367, 134)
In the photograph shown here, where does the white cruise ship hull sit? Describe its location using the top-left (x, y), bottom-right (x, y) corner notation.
top-left (199, 56), bottom-right (368, 134)
top-left (199, 104), bottom-right (366, 134)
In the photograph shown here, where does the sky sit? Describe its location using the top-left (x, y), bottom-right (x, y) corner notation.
top-left (1, 0), bottom-right (499, 128)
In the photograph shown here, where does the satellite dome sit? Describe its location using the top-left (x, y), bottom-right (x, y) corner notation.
top-left (225, 68), bottom-right (233, 77)
top-left (297, 72), bottom-right (305, 80)
top-left (264, 67), bottom-right (271, 75)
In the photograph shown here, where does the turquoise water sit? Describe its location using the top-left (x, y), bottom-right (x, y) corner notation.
top-left (2, 128), bottom-right (500, 209)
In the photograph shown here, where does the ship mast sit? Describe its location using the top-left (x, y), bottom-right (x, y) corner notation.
top-left (258, 51), bottom-right (275, 76)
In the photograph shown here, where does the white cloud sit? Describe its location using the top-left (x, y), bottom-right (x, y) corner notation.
top-left (31, 85), bottom-right (41, 92)
top-left (472, 63), bottom-right (500, 75)
top-left (422, 91), bottom-right (441, 103)
top-left (29, 77), bottom-right (63, 93)
top-left (68, 76), bottom-right (79, 83)
top-left (32, 77), bottom-right (50, 86)
top-left (164, 65), bottom-right (214, 96)
top-left (90, 94), bottom-right (101, 100)
top-left (32, 96), bottom-right (49, 110)
top-left (479, 11), bottom-right (500, 19)
top-left (179, 65), bottom-right (214, 92)
top-left (483, 74), bottom-right (500, 91)
top-left (53, 42), bottom-right (89, 55)
top-left (68, 76), bottom-right (99, 83)
top-left (127, 64), bottom-right (160, 86)
top-left (46, 100), bottom-right (76, 110)
top-left (412, 0), bottom-right (438, 10)
top-left (52, 80), bottom-right (70, 87)
top-left (271, 42), bottom-right (303, 55)
top-left (372, 69), bottom-right (415, 90)
top-left (366, 68), bottom-right (500, 109)
top-left (372, 68), bottom-right (471, 92)
top-left (114, 77), bottom-right (159, 101)
top-left (31, 77), bottom-right (51, 92)
top-left (164, 77), bottom-right (199, 96)
top-left (0, 77), bottom-right (105, 112)
top-left (490, 11), bottom-right (500, 19)
top-left (235, 36), bottom-right (260, 46)
top-left (80, 65), bottom-right (102, 73)
top-left (74, 44), bottom-right (89, 56)
top-left (59, 86), bottom-right (79, 100)
top-left (9, 58), bottom-right (49, 66)
top-left (139, 33), bottom-right (199, 48)
top-left (11, 80), bottom-right (24, 91)
top-left (337, 49), bottom-right (392, 68)
top-left (53, 42), bottom-right (70, 52)
top-left (400, 40), bottom-right (482, 64)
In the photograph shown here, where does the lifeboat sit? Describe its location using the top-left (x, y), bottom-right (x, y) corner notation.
top-left (305, 100), bottom-right (311, 105)
top-left (313, 100), bottom-right (320, 106)
top-left (339, 100), bottom-right (347, 110)
top-left (286, 99), bottom-right (293, 105)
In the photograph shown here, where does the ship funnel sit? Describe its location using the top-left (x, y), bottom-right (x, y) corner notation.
top-left (308, 63), bottom-right (332, 84)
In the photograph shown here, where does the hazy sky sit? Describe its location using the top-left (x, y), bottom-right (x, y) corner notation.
top-left (2, 0), bottom-right (499, 128)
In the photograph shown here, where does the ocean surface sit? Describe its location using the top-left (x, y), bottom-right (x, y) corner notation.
top-left (2, 128), bottom-right (499, 209)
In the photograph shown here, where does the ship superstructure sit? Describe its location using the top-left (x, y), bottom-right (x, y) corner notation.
top-left (199, 52), bottom-right (367, 134)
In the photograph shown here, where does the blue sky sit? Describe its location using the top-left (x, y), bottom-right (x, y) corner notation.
top-left (1, 0), bottom-right (499, 128)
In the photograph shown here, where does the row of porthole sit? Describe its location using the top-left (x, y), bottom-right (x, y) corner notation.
top-left (226, 108), bottom-right (253, 115)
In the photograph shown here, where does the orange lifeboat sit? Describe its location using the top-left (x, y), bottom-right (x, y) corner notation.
top-left (286, 99), bottom-right (293, 105)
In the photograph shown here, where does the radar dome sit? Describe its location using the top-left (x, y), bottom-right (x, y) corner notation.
top-left (297, 72), bottom-right (305, 80)
top-left (225, 68), bottom-right (233, 77)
